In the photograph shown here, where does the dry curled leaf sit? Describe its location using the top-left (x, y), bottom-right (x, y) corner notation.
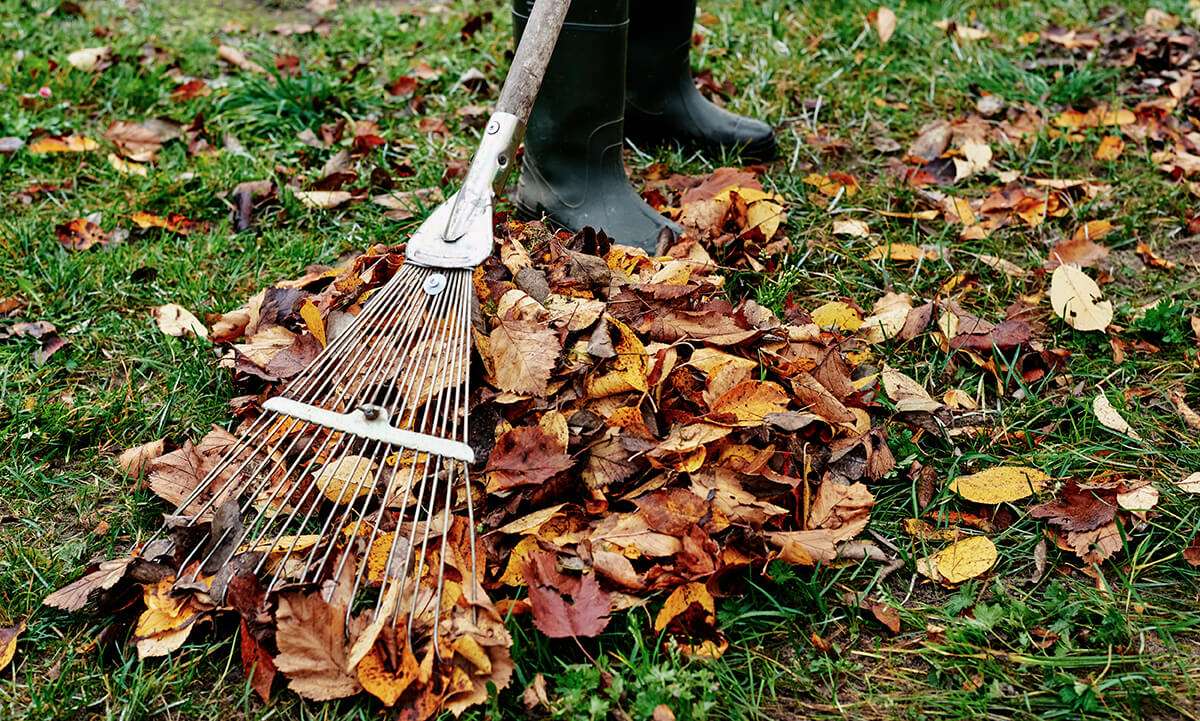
top-left (1092, 394), bottom-right (1141, 440)
top-left (153, 304), bottom-right (208, 339)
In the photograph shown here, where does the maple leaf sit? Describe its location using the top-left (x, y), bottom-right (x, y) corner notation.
top-left (273, 590), bottom-right (363, 701)
top-left (523, 552), bottom-right (610, 638)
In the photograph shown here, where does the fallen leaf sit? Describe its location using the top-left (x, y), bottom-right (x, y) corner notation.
top-left (29, 136), bottom-right (98, 154)
top-left (654, 582), bottom-right (715, 632)
top-left (876, 7), bottom-right (897, 44)
top-left (218, 44), bottom-right (267, 74)
top-left (708, 380), bottom-right (789, 427)
top-left (832, 218), bottom-right (870, 237)
top-left (117, 439), bottom-right (166, 479)
top-left (66, 45), bottom-right (111, 71)
top-left (105, 121), bottom-right (163, 162)
top-left (131, 212), bottom-right (194, 233)
top-left (917, 536), bottom-right (997, 584)
top-left (1050, 265), bottom-right (1112, 332)
top-left (811, 301), bottom-right (863, 331)
top-left (43, 558), bottom-right (134, 611)
top-left (1176, 472), bottom-right (1200, 494)
top-left (153, 304), bottom-right (208, 339)
top-left (949, 466), bottom-right (1050, 504)
top-left (55, 218), bottom-right (111, 251)
top-left (490, 318), bottom-right (560, 395)
top-left (1092, 394), bottom-right (1141, 440)
top-left (1095, 136), bottom-right (1124, 161)
top-left (486, 425), bottom-right (573, 490)
top-left (313, 456), bottom-right (377, 503)
top-left (274, 591), bottom-right (363, 700)
top-left (0, 621), bottom-right (23, 672)
top-left (523, 552), bottom-right (610, 638)
top-left (294, 190), bottom-right (353, 209)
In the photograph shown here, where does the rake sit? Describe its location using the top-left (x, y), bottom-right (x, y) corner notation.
top-left (137, 0), bottom-right (573, 655)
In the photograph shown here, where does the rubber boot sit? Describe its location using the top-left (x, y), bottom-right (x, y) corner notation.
top-left (512, 0), bottom-right (681, 253)
top-left (625, 0), bottom-right (776, 160)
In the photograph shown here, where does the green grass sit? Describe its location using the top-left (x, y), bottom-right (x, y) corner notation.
top-left (1, 0), bottom-right (1200, 719)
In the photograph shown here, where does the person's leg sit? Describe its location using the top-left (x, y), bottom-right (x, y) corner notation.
top-left (625, 0), bottom-right (776, 160)
top-left (512, 0), bottom-right (681, 253)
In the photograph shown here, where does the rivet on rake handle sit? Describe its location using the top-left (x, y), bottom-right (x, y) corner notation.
top-left (261, 397), bottom-right (476, 464)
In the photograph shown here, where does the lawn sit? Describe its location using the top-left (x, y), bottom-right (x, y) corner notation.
top-left (1, 0), bottom-right (1199, 719)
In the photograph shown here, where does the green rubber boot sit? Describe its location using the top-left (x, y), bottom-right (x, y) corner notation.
top-left (512, 0), bottom-right (681, 253)
top-left (626, 0), bottom-right (776, 160)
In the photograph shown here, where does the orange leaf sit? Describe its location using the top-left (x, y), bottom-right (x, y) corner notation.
top-left (29, 135), bottom-right (98, 153)
top-left (708, 380), bottom-right (789, 427)
top-left (653, 582), bottom-right (715, 632)
top-left (357, 635), bottom-right (420, 707)
top-left (131, 211), bottom-right (194, 234)
top-left (55, 218), bottom-right (111, 251)
top-left (1094, 135), bottom-right (1125, 161)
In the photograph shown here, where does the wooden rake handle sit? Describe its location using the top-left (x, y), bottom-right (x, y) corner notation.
top-left (495, 0), bottom-right (572, 125)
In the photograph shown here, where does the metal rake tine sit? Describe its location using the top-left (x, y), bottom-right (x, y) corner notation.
top-left (319, 268), bottom-right (461, 585)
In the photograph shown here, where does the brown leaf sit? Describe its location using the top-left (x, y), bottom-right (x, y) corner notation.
top-left (1030, 482), bottom-right (1116, 533)
top-left (1045, 234), bottom-right (1109, 270)
top-left (523, 552), bottom-right (610, 638)
top-left (43, 557), bottom-right (135, 611)
top-left (486, 425), bottom-right (573, 490)
top-left (240, 619), bottom-right (277, 702)
top-left (117, 439), bottom-right (166, 479)
top-left (1169, 386), bottom-right (1200, 432)
top-left (105, 121), bottom-right (164, 162)
top-left (807, 482), bottom-right (873, 542)
top-left (218, 44), bottom-right (266, 74)
top-left (274, 590), bottom-right (363, 700)
top-left (490, 318), bottom-right (560, 395)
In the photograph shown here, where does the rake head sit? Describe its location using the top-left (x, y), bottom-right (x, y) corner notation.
top-left (138, 263), bottom-right (481, 654)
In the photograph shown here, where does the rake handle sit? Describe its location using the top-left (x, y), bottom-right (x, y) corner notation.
top-left (495, 0), bottom-right (572, 124)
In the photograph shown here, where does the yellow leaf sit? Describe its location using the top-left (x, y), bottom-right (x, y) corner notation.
top-left (584, 317), bottom-right (648, 397)
top-left (811, 301), bottom-right (863, 331)
top-left (920, 536), bottom-right (997, 584)
top-left (1094, 136), bottom-right (1125, 161)
top-left (867, 242), bottom-right (925, 262)
top-left (1072, 219), bottom-right (1114, 243)
top-left (1049, 264), bottom-right (1112, 332)
top-left (29, 135), bottom-right (98, 153)
top-left (0, 621), bottom-right (23, 673)
top-left (108, 153), bottom-right (148, 176)
top-left (948, 466), bottom-right (1050, 503)
top-left (299, 299), bottom-right (326, 346)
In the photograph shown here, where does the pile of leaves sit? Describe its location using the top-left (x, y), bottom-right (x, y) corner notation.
top-left (41, 168), bottom-right (902, 713)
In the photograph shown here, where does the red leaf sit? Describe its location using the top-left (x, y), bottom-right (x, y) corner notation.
top-left (523, 552), bottom-right (610, 638)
